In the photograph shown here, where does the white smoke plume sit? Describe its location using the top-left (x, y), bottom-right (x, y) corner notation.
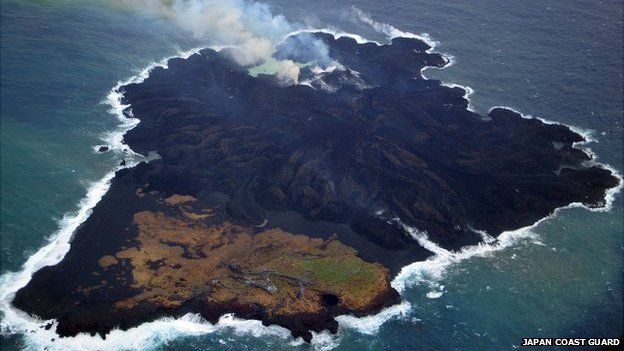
top-left (129, 0), bottom-right (306, 84)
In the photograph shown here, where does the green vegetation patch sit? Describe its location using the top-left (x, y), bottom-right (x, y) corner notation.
top-left (295, 255), bottom-right (379, 294)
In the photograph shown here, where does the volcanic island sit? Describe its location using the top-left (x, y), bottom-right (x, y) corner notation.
top-left (12, 32), bottom-right (619, 342)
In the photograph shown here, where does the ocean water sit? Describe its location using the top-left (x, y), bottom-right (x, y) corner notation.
top-left (1, 1), bottom-right (622, 350)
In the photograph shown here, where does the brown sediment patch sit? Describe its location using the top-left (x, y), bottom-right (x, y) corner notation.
top-left (113, 210), bottom-right (391, 316)
top-left (164, 194), bottom-right (196, 206)
top-left (11, 33), bottom-right (621, 344)
top-left (98, 255), bottom-right (119, 268)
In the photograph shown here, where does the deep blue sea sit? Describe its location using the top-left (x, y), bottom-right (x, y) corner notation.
top-left (1, 1), bottom-right (622, 350)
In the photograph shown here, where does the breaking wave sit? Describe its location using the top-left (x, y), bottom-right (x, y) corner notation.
top-left (1, 11), bottom-right (621, 351)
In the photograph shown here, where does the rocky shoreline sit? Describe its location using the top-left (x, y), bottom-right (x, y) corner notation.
top-left (12, 32), bottom-right (619, 342)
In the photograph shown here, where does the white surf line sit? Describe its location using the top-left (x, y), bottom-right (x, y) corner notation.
top-left (326, 9), bottom-right (624, 337)
top-left (487, 105), bottom-right (623, 212)
top-left (0, 43), bottom-right (349, 351)
top-left (286, 25), bottom-right (504, 331)
top-left (2, 25), bottom-right (621, 351)
top-left (101, 47), bottom-right (204, 156)
top-left (335, 300), bottom-right (412, 335)
top-left (332, 215), bottom-right (543, 336)
top-left (489, 105), bottom-right (599, 144)
top-left (286, 28), bottom-right (380, 46)
top-left (390, 218), bottom-right (541, 295)
top-left (336, 162), bottom-right (621, 337)
top-left (0, 31), bottom-right (385, 349)
top-left (350, 8), bottom-right (622, 205)
top-left (0, 47), bottom-right (289, 350)
top-left (441, 83), bottom-right (476, 112)
top-left (349, 6), bottom-right (475, 116)
top-left (349, 5), bottom-right (439, 48)
top-left (336, 167), bottom-right (622, 337)
top-left (389, 161), bottom-right (623, 298)
top-left (0, 60), bottom-right (173, 347)
top-left (296, 20), bottom-right (623, 343)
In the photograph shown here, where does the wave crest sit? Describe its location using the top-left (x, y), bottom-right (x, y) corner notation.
top-left (1, 9), bottom-right (620, 350)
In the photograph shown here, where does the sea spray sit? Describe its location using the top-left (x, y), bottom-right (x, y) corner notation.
top-left (0, 44), bottom-right (339, 351)
top-left (8, 312), bottom-right (294, 351)
top-left (390, 219), bottom-right (542, 295)
top-left (330, 10), bottom-right (622, 338)
top-left (335, 301), bottom-right (412, 335)
top-left (0, 47), bottom-right (246, 351)
top-left (1, 14), bottom-right (621, 350)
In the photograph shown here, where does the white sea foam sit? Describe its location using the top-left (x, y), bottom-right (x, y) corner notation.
top-left (0, 47), bottom-right (261, 351)
top-left (287, 28), bottom-right (379, 46)
top-left (347, 10), bottom-right (622, 215)
top-left (0, 166), bottom-right (134, 350)
top-left (308, 330), bottom-right (341, 351)
top-left (441, 82), bottom-right (476, 112)
top-left (487, 105), bottom-right (623, 212)
top-left (385, 129), bottom-right (622, 299)
top-left (426, 290), bottom-right (444, 299)
top-left (349, 7), bottom-right (474, 116)
top-left (390, 219), bottom-right (543, 294)
top-left (0, 43), bottom-right (353, 351)
top-left (350, 6), bottom-right (438, 49)
top-left (100, 46), bottom-right (203, 156)
top-left (1, 17), bottom-right (621, 351)
top-left (336, 300), bottom-right (411, 335)
top-left (488, 105), bottom-right (598, 143)
top-left (388, 174), bottom-right (622, 297)
top-left (2, 312), bottom-right (294, 351)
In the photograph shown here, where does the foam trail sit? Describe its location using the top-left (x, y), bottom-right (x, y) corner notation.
top-left (1, 17), bottom-right (621, 349)
top-left (333, 212), bottom-right (544, 335)
top-left (337, 99), bottom-right (622, 334)
top-left (99, 46), bottom-right (203, 155)
top-left (0, 168), bottom-right (123, 349)
top-left (349, 4), bottom-right (621, 199)
top-left (286, 28), bottom-right (381, 46)
top-left (308, 330), bottom-right (341, 351)
top-left (2, 311), bottom-right (294, 351)
top-left (349, 7), bottom-right (468, 114)
top-left (349, 6), bottom-right (438, 48)
top-left (389, 172), bottom-right (623, 296)
top-left (272, 16), bottom-right (621, 341)
top-left (0, 47), bottom-right (282, 351)
top-left (0, 45), bottom-right (345, 351)
top-left (336, 301), bottom-right (412, 335)
top-left (391, 220), bottom-right (542, 294)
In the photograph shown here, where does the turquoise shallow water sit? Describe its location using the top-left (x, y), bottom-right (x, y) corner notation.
top-left (1, 1), bottom-right (622, 350)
